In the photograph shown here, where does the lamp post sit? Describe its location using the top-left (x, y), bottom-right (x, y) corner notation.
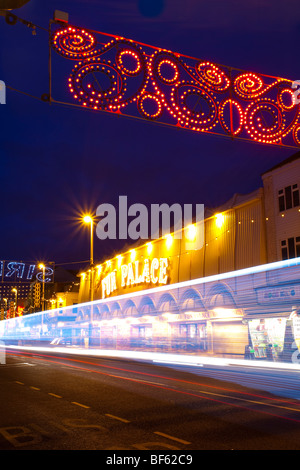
top-left (38, 263), bottom-right (46, 336)
top-left (38, 264), bottom-right (46, 311)
top-left (82, 214), bottom-right (94, 346)
top-left (11, 288), bottom-right (17, 317)
top-left (3, 298), bottom-right (7, 319)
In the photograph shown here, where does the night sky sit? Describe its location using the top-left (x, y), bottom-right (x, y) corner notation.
top-left (0, 0), bottom-right (299, 269)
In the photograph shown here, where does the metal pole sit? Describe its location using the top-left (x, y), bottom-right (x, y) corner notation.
top-left (90, 220), bottom-right (94, 346)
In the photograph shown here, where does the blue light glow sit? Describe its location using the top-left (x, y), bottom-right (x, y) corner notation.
top-left (1, 258), bottom-right (300, 367)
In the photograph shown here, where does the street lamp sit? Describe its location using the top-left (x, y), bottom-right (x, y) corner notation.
top-left (82, 214), bottom-right (94, 303)
top-left (39, 263), bottom-right (46, 311)
top-left (11, 288), bottom-right (17, 316)
top-left (82, 214), bottom-right (95, 346)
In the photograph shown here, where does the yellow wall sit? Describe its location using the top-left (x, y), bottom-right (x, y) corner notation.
top-left (79, 193), bottom-right (266, 303)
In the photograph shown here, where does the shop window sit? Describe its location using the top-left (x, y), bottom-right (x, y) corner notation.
top-left (293, 184), bottom-right (300, 207)
top-left (278, 184), bottom-right (299, 212)
top-left (138, 326), bottom-right (152, 338)
top-left (179, 324), bottom-right (187, 337)
top-left (281, 236), bottom-right (300, 260)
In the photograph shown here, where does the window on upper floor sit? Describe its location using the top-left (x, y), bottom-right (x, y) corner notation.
top-left (281, 236), bottom-right (300, 260)
top-left (278, 184), bottom-right (299, 212)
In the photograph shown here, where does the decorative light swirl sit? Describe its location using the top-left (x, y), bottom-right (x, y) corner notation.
top-left (233, 72), bottom-right (286, 101)
top-left (293, 125), bottom-right (300, 146)
top-left (219, 98), bottom-right (244, 136)
top-left (168, 81), bottom-right (218, 132)
top-left (51, 25), bottom-right (300, 147)
top-left (278, 87), bottom-right (296, 111)
top-left (67, 38), bottom-right (149, 111)
top-left (137, 93), bottom-right (164, 120)
top-left (51, 27), bottom-right (97, 59)
top-left (244, 98), bottom-right (287, 143)
top-left (149, 50), bottom-right (182, 85)
top-left (234, 72), bottom-right (265, 100)
top-left (115, 48), bottom-right (142, 77)
top-left (196, 62), bottom-right (230, 93)
top-left (68, 59), bottom-right (126, 111)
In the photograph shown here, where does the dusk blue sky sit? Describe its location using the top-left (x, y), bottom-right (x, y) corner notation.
top-left (0, 0), bottom-right (299, 268)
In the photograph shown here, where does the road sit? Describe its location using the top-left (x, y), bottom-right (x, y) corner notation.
top-left (1, 347), bottom-right (300, 451)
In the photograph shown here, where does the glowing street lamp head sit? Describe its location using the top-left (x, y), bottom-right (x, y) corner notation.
top-left (83, 214), bottom-right (93, 224)
top-left (39, 263), bottom-right (45, 270)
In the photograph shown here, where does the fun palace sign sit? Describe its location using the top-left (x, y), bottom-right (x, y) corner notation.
top-left (99, 258), bottom-right (169, 299)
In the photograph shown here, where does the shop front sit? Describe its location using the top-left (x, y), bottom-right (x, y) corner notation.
top-left (244, 281), bottom-right (300, 361)
top-left (247, 315), bottom-right (288, 361)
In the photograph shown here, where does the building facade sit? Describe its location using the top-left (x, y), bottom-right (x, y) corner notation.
top-left (262, 151), bottom-right (300, 263)
top-left (2, 153), bottom-right (298, 362)
top-left (79, 187), bottom-right (267, 304)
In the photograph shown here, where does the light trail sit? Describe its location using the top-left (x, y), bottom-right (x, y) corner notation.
top-left (5, 344), bottom-right (300, 371)
top-left (5, 349), bottom-right (300, 425)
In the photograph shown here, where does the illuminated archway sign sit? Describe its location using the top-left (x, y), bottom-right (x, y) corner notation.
top-left (101, 257), bottom-right (169, 299)
top-left (50, 24), bottom-right (300, 148)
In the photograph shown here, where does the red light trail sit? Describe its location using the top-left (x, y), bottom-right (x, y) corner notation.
top-left (7, 349), bottom-right (300, 425)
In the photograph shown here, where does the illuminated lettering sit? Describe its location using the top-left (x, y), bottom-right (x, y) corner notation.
top-left (126, 263), bottom-right (135, 286)
top-left (141, 259), bottom-right (150, 283)
top-left (27, 264), bottom-right (36, 280)
top-left (134, 261), bottom-right (141, 283)
top-left (150, 258), bottom-right (159, 284)
top-left (121, 264), bottom-right (128, 287)
top-left (5, 262), bottom-right (25, 278)
top-left (159, 258), bottom-right (168, 284)
top-left (102, 258), bottom-right (169, 298)
top-left (36, 266), bottom-right (54, 283)
top-left (102, 270), bottom-right (117, 298)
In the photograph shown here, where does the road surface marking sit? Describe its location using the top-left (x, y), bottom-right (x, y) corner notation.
top-left (15, 381), bottom-right (24, 385)
top-left (105, 413), bottom-right (130, 423)
top-left (154, 431), bottom-right (191, 445)
top-left (48, 393), bottom-right (62, 399)
top-left (30, 423), bottom-right (51, 437)
top-left (196, 389), bottom-right (300, 413)
top-left (108, 373), bottom-right (163, 386)
top-left (30, 386), bottom-right (40, 391)
top-left (71, 401), bottom-right (90, 409)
